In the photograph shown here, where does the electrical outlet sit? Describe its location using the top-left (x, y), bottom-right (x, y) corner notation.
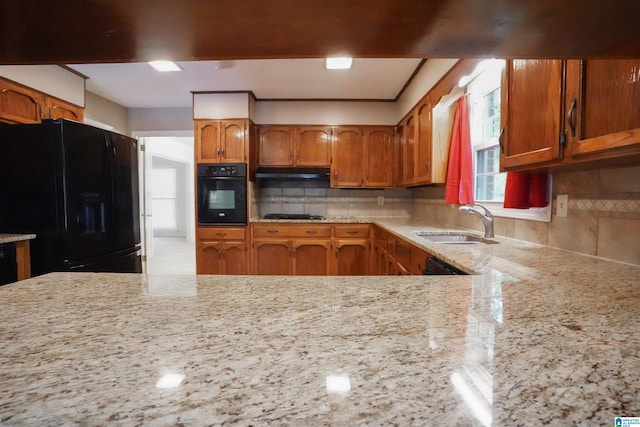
top-left (377, 196), bottom-right (384, 206)
top-left (557, 194), bottom-right (568, 217)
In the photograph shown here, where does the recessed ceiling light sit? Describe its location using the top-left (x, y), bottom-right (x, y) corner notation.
top-left (148, 60), bottom-right (182, 72)
top-left (325, 57), bottom-right (353, 70)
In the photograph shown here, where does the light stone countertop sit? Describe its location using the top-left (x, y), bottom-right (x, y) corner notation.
top-left (1, 219), bottom-right (640, 425)
top-left (0, 233), bottom-right (36, 244)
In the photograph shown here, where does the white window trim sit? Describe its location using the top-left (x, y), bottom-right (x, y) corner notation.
top-left (474, 174), bottom-right (552, 222)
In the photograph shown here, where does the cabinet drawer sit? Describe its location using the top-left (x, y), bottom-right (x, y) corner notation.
top-left (333, 224), bottom-right (370, 238)
top-left (253, 224), bottom-right (331, 238)
top-left (198, 227), bottom-right (246, 240)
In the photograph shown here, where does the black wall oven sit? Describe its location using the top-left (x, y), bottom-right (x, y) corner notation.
top-left (197, 163), bottom-right (247, 225)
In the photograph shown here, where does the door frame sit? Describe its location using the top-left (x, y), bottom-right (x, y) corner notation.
top-left (132, 130), bottom-right (195, 272)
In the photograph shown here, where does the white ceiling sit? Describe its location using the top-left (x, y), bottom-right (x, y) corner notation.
top-left (68, 58), bottom-right (423, 109)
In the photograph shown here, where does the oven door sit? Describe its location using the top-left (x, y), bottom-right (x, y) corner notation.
top-left (197, 176), bottom-right (247, 225)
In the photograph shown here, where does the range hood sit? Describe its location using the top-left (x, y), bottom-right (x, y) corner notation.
top-left (254, 167), bottom-right (331, 180)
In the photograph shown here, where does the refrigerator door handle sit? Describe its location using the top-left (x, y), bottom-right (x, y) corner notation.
top-left (104, 133), bottom-right (118, 230)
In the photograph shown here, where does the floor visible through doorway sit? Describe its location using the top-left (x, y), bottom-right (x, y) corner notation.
top-left (147, 237), bottom-right (196, 275)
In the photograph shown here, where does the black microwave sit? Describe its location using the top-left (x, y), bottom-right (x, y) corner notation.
top-left (197, 163), bottom-right (247, 225)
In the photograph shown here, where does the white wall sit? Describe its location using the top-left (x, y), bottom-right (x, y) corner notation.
top-left (0, 65), bottom-right (85, 107)
top-left (254, 101), bottom-right (397, 125)
top-left (395, 58), bottom-right (458, 121)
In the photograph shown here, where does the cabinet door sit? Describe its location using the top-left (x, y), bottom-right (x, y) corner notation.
top-left (0, 79), bottom-right (44, 124)
top-left (371, 242), bottom-right (388, 275)
top-left (334, 239), bottom-right (370, 275)
top-left (363, 126), bottom-right (394, 188)
top-left (566, 59), bottom-right (640, 157)
top-left (253, 240), bottom-right (291, 275)
top-left (292, 239), bottom-right (331, 275)
top-left (414, 101), bottom-right (433, 184)
top-left (332, 126), bottom-right (363, 187)
top-left (220, 120), bottom-right (246, 163)
top-left (402, 114), bottom-right (416, 185)
top-left (197, 241), bottom-right (223, 274)
top-left (258, 125), bottom-right (294, 166)
top-left (223, 241), bottom-right (248, 275)
top-left (46, 97), bottom-right (84, 122)
top-left (295, 126), bottom-right (332, 167)
top-left (395, 123), bottom-right (405, 185)
top-left (195, 120), bottom-right (221, 162)
top-left (501, 59), bottom-right (565, 169)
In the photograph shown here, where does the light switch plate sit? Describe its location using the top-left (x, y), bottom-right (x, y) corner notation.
top-left (377, 196), bottom-right (384, 206)
top-left (557, 194), bottom-right (568, 217)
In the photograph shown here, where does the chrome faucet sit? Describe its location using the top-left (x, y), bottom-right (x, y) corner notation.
top-left (458, 203), bottom-right (494, 238)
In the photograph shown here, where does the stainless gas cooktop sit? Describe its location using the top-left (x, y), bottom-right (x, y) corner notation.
top-left (262, 214), bottom-right (325, 220)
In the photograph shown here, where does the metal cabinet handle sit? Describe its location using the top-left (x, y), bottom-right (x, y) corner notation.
top-left (499, 127), bottom-right (505, 153)
top-left (305, 230), bottom-right (318, 235)
top-left (267, 230), bottom-right (279, 234)
top-left (567, 98), bottom-right (577, 137)
top-left (215, 232), bottom-right (227, 237)
top-left (346, 230), bottom-right (358, 235)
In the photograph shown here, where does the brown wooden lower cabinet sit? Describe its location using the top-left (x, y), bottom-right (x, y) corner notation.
top-left (334, 239), bottom-right (370, 275)
top-left (196, 227), bottom-right (248, 274)
top-left (294, 240), bottom-right (332, 275)
top-left (252, 238), bottom-right (332, 275)
top-left (191, 223), bottom-right (432, 276)
top-left (370, 225), bottom-right (432, 276)
top-left (253, 239), bottom-right (291, 275)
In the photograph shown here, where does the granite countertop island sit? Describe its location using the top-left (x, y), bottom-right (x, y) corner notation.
top-left (1, 220), bottom-right (640, 426)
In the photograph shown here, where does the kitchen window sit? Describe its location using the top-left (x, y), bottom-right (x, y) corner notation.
top-left (465, 60), bottom-right (551, 222)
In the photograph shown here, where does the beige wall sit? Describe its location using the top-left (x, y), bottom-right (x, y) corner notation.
top-left (412, 165), bottom-right (640, 266)
top-left (84, 92), bottom-right (130, 135)
top-left (129, 107), bottom-right (193, 133)
top-left (395, 58), bottom-right (458, 122)
top-left (254, 101), bottom-right (398, 125)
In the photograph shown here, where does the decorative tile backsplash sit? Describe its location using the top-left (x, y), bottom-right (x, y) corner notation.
top-left (411, 165), bottom-right (640, 266)
top-left (253, 186), bottom-right (413, 219)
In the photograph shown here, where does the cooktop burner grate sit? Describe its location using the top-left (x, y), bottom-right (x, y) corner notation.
top-left (262, 213), bottom-right (325, 220)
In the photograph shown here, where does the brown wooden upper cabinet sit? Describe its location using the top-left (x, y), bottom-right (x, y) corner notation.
top-left (0, 78), bottom-right (45, 124)
top-left (399, 114), bottom-right (416, 186)
top-left (295, 126), bottom-right (332, 167)
top-left (500, 59), bottom-right (640, 171)
top-left (258, 125), bottom-right (332, 167)
top-left (500, 59), bottom-right (565, 170)
top-left (332, 126), bottom-right (394, 188)
top-left (195, 119), bottom-right (248, 163)
top-left (565, 59), bottom-right (640, 158)
top-left (46, 96), bottom-right (84, 122)
top-left (1, 78), bottom-right (85, 125)
top-left (332, 126), bottom-right (364, 187)
top-left (396, 59), bottom-right (479, 187)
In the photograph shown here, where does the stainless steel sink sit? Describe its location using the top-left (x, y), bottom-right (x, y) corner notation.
top-left (413, 232), bottom-right (497, 244)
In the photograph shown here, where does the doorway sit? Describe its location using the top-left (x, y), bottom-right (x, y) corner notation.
top-left (137, 134), bottom-right (196, 275)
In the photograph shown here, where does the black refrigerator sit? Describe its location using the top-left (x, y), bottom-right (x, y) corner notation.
top-left (0, 119), bottom-right (142, 276)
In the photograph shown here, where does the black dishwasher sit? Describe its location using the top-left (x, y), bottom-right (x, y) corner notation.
top-left (422, 256), bottom-right (467, 275)
top-left (0, 243), bottom-right (17, 285)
